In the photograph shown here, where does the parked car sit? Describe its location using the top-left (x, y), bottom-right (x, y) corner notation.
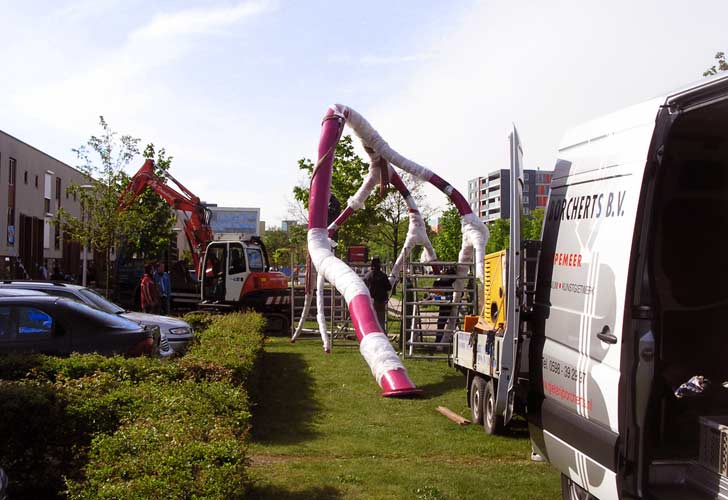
top-left (0, 281), bottom-right (194, 353)
top-left (0, 294), bottom-right (159, 356)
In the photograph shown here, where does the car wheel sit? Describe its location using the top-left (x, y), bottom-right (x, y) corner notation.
top-left (561, 474), bottom-right (597, 500)
top-left (483, 379), bottom-right (504, 435)
top-left (470, 375), bottom-right (486, 425)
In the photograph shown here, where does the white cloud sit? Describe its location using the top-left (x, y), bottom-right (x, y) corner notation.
top-left (9, 1), bottom-right (276, 141)
top-left (360, 52), bottom-right (438, 66)
top-left (328, 52), bottom-right (438, 66)
top-left (131, 0), bottom-right (274, 41)
top-left (358, 0), bottom-right (723, 215)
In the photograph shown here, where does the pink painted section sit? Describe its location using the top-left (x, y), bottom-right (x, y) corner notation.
top-left (331, 206), bottom-right (355, 230)
top-left (308, 109), bottom-right (343, 229)
top-left (429, 174), bottom-right (472, 215)
top-left (380, 369), bottom-right (422, 397)
top-left (389, 170), bottom-right (411, 199)
top-left (348, 294), bottom-right (381, 342)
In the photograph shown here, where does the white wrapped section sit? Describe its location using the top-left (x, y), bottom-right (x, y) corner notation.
top-left (461, 212), bottom-right (489, 280)
top-left (389, 209), bottom-right (437, 286)
top-left (444, 244), bottom-right (473, 337)
top-left (291, 290), bottom-right (314, 342)
top-left (346, 162), bottom-right (381, 211)
top-left (308, 228), bottom-right (369, 302)
top-left (316, 272), bottom-right (331, 352)
top-left (308, 227), bottom-right (407, 379)
top-left (341, 104), bottom-right (490, 281)
top-left (343, 106), bottom-right (434, 181)
top-left (360, 332), bottom-right (407, 384)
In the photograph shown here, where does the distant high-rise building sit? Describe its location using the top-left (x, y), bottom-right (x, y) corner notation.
top-left (467, 169), bottom-right (553, 223)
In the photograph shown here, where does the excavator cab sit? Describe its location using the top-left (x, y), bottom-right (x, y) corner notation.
top-left (201, 240), bottom-right (287, 302)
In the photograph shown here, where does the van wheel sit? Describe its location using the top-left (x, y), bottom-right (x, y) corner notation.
top-left (561, 474), bottom-right (596, 500)
top-left (470, 376), bottom-right (486, 425)
top-left (483, 380), bottom-right (504, 435)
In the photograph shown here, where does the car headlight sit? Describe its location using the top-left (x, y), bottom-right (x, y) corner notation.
top-left (169, 327), bottom-right (192, 335)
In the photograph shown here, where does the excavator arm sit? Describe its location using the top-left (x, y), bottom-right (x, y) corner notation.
top-left (120, 159), bottom-right (214, 274)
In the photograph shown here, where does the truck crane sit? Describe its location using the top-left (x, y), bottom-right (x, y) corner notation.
top-left (120, 159), bottom-right (291, 332)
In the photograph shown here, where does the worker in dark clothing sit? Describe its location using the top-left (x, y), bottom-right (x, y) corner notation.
top-left (433, 266), bottom-right (457, 343)
top-left (363, 257), bottom-right (391, 331)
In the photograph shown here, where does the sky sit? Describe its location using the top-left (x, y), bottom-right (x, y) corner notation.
top-left (1, 0), bottom-right (725, 226)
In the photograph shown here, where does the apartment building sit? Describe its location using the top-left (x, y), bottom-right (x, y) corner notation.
top-left (0, 130), bottom-right (88, 279)
top-left (467, 169), bottom-right (553, 223)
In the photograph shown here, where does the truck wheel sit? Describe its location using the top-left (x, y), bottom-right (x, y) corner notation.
top-left (264, 313), bottom-right (291, 336)
top-left (561, 474), bottom-right (596, 500)
top-left (483, 380), bottom-right (504, 435)
top-left (470, 376), bottom-right (486, 425)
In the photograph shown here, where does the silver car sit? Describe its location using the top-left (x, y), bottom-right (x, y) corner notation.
top-left (0, 282), bottom-right (193, 354)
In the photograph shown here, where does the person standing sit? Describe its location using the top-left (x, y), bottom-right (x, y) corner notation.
top-left (433, 266), bottom-right (457, 343)
top-left (363, 257), bottom-right (391, 331)
top-left (154, 263), bottom-right (171, 315)
top-left (140, 265), bottom-right (161, 314)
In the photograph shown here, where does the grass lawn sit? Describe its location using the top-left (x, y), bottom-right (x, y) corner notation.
top-left (248, 336), bottom-right (561, 499)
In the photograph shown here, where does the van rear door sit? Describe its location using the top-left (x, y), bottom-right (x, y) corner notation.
top-left (528, 98), bottom-right (663, 499)
top-left (495, 125), bottom-right (524, 425)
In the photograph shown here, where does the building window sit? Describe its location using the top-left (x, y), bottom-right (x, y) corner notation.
top-left (6, 208), bottom-right (14, 246)
top-left (55, 178), bottom-right (61, 209)
top-left (524, 184), bottom-right (529, 192)
top-left (524, 195), bottom-right (530, 204)
top-left (8, 159), bottom-right (16, 185)
top-left (35, 175), bottom-right (38, 188)
top-left (7, 159), bottom-right (16, 246)
top-left (54, 223), bottom-right (61, 250)
top-left (44, 174), bottom-right (52, 214)
top-left (524, 172), bottom-right (530, 181)
top-left (23, 171), bottom-right (28, 184)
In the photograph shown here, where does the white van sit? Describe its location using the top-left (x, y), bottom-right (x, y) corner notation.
top-left (488, 73), bottom-right (728, 499)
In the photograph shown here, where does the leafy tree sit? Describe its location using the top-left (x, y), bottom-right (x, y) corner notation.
top-left (263, 228), bottom-right (293, 267)
top-left (486, 218), bottom-right (510, 253)
top-left (370, 172), bottom-right (430, 263)
top-left (432, 204), bottom-right (461, 261)
top-left (293, 135), bottom-right (382, 253)
top-left (485, 208), bottom-right (544, 253)
top-left (57, 116), bottom-right (141, 294)
top-left (704, 51), bottom-right (728, 76)
top-left (523, 208), bottom-right (545, 241)
top-left (119, 144), bottom-right (176, 259)
top-left (57, 117), bottom-right (176, 294)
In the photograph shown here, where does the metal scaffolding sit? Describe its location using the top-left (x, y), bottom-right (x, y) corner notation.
top-left (400, 258), bottom-right (478, 360)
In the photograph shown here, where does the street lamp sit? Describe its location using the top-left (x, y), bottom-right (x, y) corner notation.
top-left (79, 184), bottom-right (93, 287)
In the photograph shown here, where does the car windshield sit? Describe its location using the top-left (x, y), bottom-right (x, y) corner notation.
top-left (78, 288), bottom-right (125, 314)
top-left (61, 299), bottom-right (139, 329)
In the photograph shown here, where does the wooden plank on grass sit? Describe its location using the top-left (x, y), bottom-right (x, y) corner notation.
top-left (436, 406), bottom-right (470, 425)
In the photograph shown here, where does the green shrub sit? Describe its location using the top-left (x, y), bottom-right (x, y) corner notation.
top-left (182, 310), bottom-right (218, 333)
top-left (0, 311), bottom-right (265, 500)
top-left (66, 380), bottom-right (250, 500)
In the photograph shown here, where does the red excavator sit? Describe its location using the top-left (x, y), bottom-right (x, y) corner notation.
top-left (120, 159), bottom-right (290, 332)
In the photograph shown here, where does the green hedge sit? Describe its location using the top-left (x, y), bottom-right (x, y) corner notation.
top-left (0, 311), bottom-right (265, 500)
